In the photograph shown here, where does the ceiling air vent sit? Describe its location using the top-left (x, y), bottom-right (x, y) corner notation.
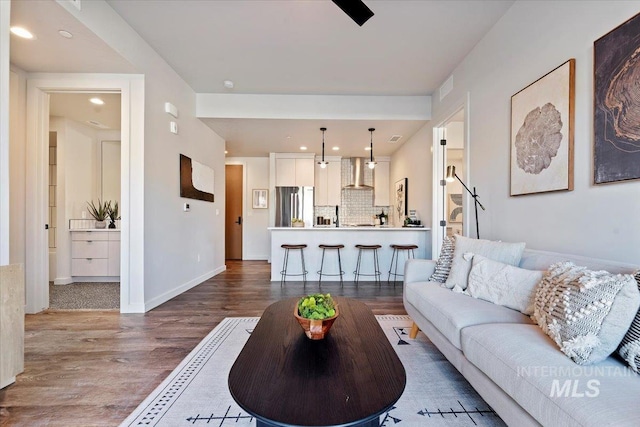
top-left (86, 120), bottom-right (109, 129)
top-left (388, 135), bottom-right (402, 143)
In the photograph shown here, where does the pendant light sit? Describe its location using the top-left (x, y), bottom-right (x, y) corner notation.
top-left (318, 127), bottom-right (328, 169)
top-left (367, 127), bottom-right (376, 169)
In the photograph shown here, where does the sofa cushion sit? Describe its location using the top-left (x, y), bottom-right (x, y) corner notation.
top-left (429, 235), bottom-right (456, 283)
top-left (462, 323), bottom-right (640, 427)
top-left (534, 262), bottom-right (640, 365)
top-left (617, 271), bottom-right (640, 373)
top-left (444, 235), bottom-right (526, 291)
top-left (467, 254), bottom-right (543, 315)
top-left (404, 281), bottom-right (532, 350)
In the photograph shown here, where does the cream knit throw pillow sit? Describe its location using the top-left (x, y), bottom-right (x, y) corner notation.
top-left (534, 262), bottom-right (640, 365)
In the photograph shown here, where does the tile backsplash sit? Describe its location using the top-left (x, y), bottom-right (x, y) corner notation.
top-left (314, 159), bottom-right (390, 226)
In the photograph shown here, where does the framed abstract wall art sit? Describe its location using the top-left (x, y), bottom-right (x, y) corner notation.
top-left (594, 12), bottom-right (640, 184)
top-left (510, 59), bottom-right (575, 196)
top-left (395, 178), bottom-right (407, 223)
top-left (180, 154), bottom-right (215, 202)
top-left (252, 189), bottom-right (268, 209)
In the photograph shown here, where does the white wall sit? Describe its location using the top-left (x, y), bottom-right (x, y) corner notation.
top-left (9, 67), bottom-right (27, 266)
top-left (390, 122), bottom-right (432, 258)
top-left (431, 1), bottom-right (640, 264)
top-left (57, 0), bottom-right (227, 310)
top-left (226, 157), bottom-right (270, 260)
top-left (0, 0), bottom-right (10, 265)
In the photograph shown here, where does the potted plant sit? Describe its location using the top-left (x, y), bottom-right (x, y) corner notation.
top-left (87, 199), bottom-right (110, 229)
top-left (294, 293), bottom-right (339, 340)
top-left (291, 218), bottom-right (305, 227)
top-left (107, 201), bottom-right (120, 229)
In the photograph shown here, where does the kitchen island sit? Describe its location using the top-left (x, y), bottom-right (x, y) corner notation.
top-left (269, 226), bottom-right (431, 282)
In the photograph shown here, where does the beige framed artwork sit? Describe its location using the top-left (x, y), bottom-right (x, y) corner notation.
top-left (252, 189), bottom-right (268, 209)
top-left (510, 59), bottom-right (575, 196)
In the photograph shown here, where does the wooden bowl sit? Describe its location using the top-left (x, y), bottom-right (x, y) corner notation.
top-left (294, 304), bottom-right (339, 340)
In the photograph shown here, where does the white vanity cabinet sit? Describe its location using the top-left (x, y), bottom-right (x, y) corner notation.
top-left (71, 230), bottom-right (120, 279)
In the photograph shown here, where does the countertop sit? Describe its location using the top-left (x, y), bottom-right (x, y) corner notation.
top-left (268, 226), bottom-right (430, 231)
top-left (70, 229), bottom-right (121, 232)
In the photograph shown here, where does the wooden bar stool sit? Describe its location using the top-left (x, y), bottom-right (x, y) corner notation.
top-left (280, 244), bottom-right (308, 286)
top-left (388, 244), bottom-right (418, 285)
top-left (317, 244), bottom-right (345, 285)
top-left (353, 244), bottom-right (382, 285)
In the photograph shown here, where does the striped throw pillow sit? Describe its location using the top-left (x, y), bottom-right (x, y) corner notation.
top-left (429, 235), bottom-right (456, 283)
top-left (618, 271), bottom-right (640, 373)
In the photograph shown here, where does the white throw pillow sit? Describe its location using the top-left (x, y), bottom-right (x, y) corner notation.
top-left (467, 254), bottom-right (543, 315)
top-left (534, 262), bottom-right (640, 365)
top-left (444, 235), bottom-right (526, 290)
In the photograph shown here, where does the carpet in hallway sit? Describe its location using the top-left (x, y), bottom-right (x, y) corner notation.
top-left (49, 282), bottom-right (120, 310)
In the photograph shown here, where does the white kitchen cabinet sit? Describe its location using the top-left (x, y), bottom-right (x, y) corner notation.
top-left (374, 160), bottom-right (390, 206)
top-left (275, 158), bottom-right (296, 186)
top-left (71, 230), bottom-right (120, 279)
top-left (275, 156), bottom-right (315, 187)
top-left (295, 158), bottom-right (315, 187)
top-left (315, 159), bottom-right (341, 206)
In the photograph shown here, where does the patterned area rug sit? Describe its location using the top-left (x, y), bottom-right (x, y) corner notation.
top-left (49, 282), bottom-right (119, 310)
top-left (121, 316), bottom-right (505, 426)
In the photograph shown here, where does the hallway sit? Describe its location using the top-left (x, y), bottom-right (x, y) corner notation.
top-left (0, 261), bottom-right (406, 426)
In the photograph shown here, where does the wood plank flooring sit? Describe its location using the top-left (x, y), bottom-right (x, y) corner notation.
top-left (0, 261), bottom-right (406, 426)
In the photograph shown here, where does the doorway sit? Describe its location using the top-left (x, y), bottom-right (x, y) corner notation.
top-left (225, 164), bottom-right (243, 260)
top-left (433, 105), bottom-right (468, 257)
top-left (25, 74), bottom-right (145, 314)
top-left (47, 92), bottom-right (122, 310)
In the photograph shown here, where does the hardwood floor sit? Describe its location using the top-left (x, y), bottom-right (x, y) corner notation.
top-left (0, 261), bottom-right (406, 426)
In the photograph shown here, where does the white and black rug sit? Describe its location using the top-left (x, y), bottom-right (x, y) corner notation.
top-left (121, 316), bottom-right (504, 426)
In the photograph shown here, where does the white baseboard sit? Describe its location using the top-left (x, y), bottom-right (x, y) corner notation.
top-left (120, 303), bottom-right (145, 314)
top-left (0, 376), bottom-right (16, 389)
top-left (144, 265), bottom-right (226, 312)
top-left (243, 254), bottom-right (269, 261)
top-left (53, 277), bottom-right (73, 285)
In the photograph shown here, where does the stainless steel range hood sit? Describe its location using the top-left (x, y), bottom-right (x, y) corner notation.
top-left (343, 157), bottom-right (373, 189)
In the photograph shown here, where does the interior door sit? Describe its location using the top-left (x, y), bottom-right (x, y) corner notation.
top-left (225, 165), bottom-right (243, 259)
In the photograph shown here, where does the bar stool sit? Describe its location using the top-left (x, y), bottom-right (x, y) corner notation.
top-left (353, 244), bottom-right (382, 285)
top-left (388, 244), bottom-right (418, 285)
top-left (317, 244), bottom-right (345, 285)
top-left (280, 244), bottom-right (308, 285)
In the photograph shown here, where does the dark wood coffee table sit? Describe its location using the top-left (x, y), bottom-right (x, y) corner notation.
top-left (228, 297), bottom-right (406, 427)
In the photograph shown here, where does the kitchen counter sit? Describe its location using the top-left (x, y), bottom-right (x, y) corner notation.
top-left (268, 226), bottom-right (426, 231)
top-left (269, 227), bottom-right (431, 282)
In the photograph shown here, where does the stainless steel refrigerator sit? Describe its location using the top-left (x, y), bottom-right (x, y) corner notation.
top-left (274, 186), bottom-right (314, 227)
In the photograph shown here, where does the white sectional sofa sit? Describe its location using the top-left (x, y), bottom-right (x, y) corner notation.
top-left (403, 249), bottom-right (640, 427)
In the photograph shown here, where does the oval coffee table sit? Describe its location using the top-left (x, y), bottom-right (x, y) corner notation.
top-left (228, 297), bottom-right (406, 427)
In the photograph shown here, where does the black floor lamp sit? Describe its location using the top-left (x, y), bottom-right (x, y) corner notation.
top-left (446, 165), bottom-right (485, 239)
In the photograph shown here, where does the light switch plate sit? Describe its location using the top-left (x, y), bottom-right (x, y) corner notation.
top-left (183, 203), bottom-right (190, 212)
top-left (170, 121), bottom-right (178, 134)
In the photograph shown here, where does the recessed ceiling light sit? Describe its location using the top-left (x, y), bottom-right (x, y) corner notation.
top-left (10, 26), bottom-right (34, 39)
top-left (58, 30), bottom-right (73, 39)
top-left (364, 146), bottom-right (371, 151)
top-left (332, 146), bottom-right (340, 151)
top-left (223, 80), bottom-right (234, 89)
top-left (89, 97), bottom-right (105, 105)
top-left (300, 146), bottom-right (307, 151)
top-left (286, 135), bottom-right (291, 139)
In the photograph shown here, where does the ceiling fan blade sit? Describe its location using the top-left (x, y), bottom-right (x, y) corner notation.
top-left (331, 0), bottom-right (374, 26)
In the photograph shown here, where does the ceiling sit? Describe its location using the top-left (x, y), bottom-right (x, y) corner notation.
top-left (50, 93), bottom-right (122, 130)
top-left (10, 0), bottom-right (514, 157)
